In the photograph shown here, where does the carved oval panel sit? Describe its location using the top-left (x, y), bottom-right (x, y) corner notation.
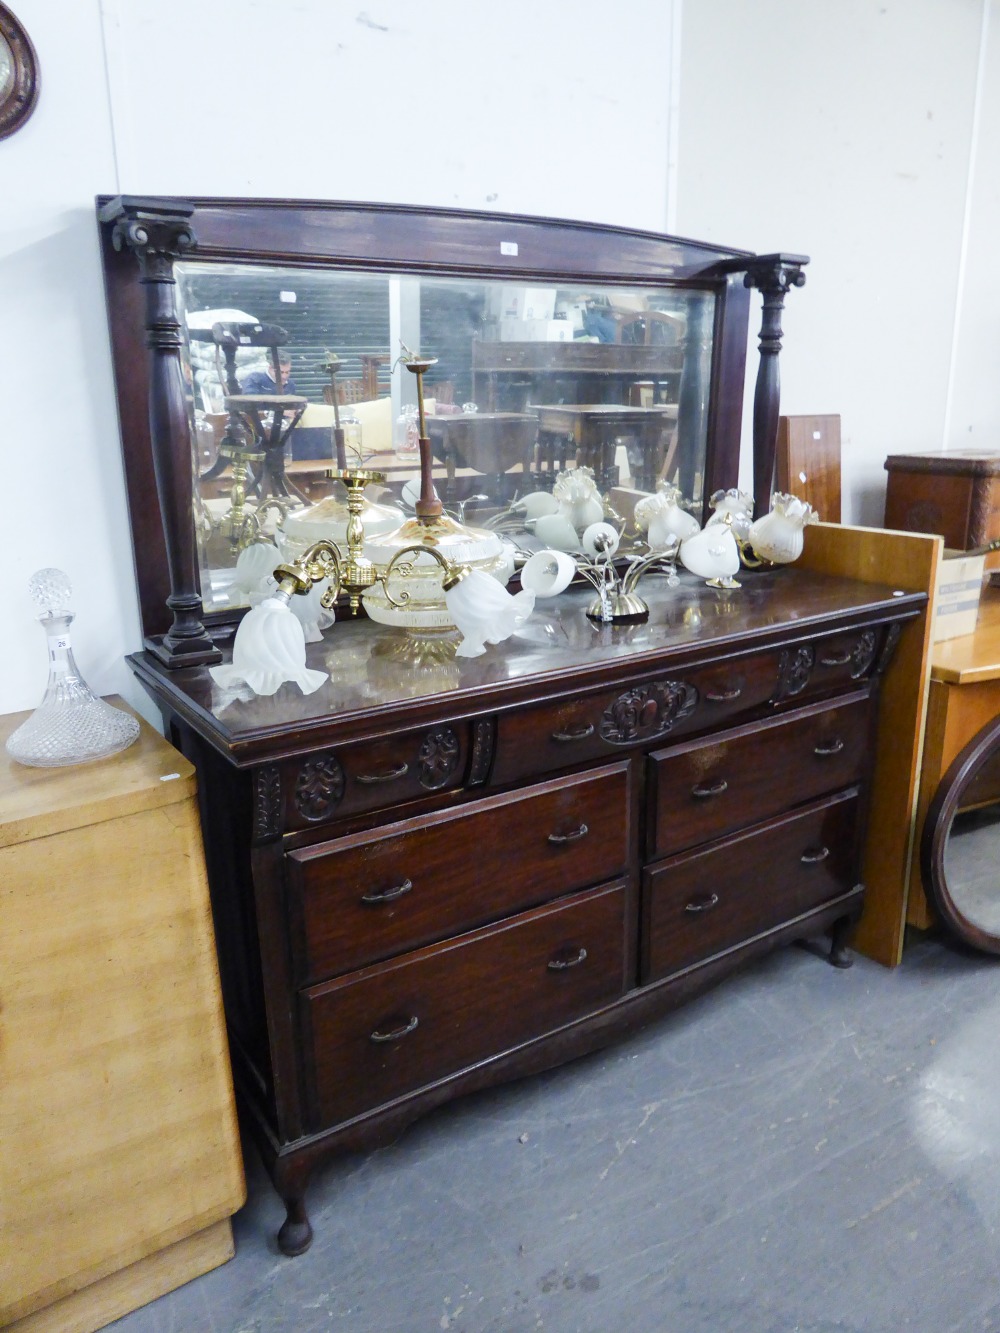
top-left (775, 646), bottom-right (815, 700)
top-left (600, 680), bottom-right (698, 745)
top-left (295, 755), bottom-right (346, 822)
top-left (849, 630), bottom-right (878, 680)
top-left (418, 727), bottom-right (461, 789)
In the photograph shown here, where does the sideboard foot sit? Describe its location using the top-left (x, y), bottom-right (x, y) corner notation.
top-left (828, 916), bottom-right (855, 969)
top-left (278, 1196), bottom-right (313, 1256)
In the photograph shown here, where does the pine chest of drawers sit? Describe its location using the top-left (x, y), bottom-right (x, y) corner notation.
top-left (132, 567), bottom-right (921, 1255)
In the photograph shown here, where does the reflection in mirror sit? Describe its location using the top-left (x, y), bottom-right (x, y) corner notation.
top-left (0, 36), bottom-right (12, 99)
top-left (943, 804), bottom-right (1000, 936)
top-left (923, 714), bottom-right (1000, 955)
top-left (175, 262), bottom-right (716, 614)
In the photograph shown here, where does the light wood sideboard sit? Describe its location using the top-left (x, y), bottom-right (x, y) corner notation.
top-left (0, 704), bottom-right (245, 1332)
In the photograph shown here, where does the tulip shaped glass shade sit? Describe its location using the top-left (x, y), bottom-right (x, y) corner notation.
top-left (581, 522), bottom-right (620, 559)
top-left (634, 484), bottom-right (701, 547)
top-left (209, 593), bottom-right (328, 696)
top-left (747, 493), bottom-right (818, 563)
top-left (5, 568), bottom-right (141, 767)
top-left (679, 524), bottom-right (741, 585)
top-left (444, 569), bottom-right (535, 658)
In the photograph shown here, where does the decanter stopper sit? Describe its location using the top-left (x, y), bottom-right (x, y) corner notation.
top-left (5, 568), bottom-right (140, 767)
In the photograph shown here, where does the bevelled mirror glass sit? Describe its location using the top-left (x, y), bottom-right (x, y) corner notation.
top-left (174, 261), bottom-right (715, 614)
top-left (922, 714), bottom-right (1000, 954)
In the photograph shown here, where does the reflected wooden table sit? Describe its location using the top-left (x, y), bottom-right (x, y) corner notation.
top-left (426, 412), bottom-right (536, 498)
top-left (533, 403), bottom-right (678, 492)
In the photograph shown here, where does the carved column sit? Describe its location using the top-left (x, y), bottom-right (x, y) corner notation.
top-left (103, 198), bottom-right (221, 666)
top-left (743, 253), bottom-right (808, 518)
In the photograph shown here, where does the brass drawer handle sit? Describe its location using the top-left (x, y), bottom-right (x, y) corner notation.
top-left (819, 650), bottom-right (851, 667)
top-left (547, 823), bottom-right (589, 845)
top-left (691, 778), bottom-right (728, 799)
top-left (704, 686), bottom-right (741, 703)
top-left (814, 738), bottom-right (845, 757)
top-left (684, 893), bottom-right (720, 914)
top-left (370, 1015), bottom-right (419, 1043)
top-left (551, 723), bottom-right (595, 743)
top-left (547, 946), bottom-right (588, 971)
top-left (801, 846), bottom-right (830, 865)
top-left (356, 762), bottom-right (409, 785)
top-left (360, 878), bottom-right (413, 906)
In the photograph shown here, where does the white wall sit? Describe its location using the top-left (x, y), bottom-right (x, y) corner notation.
top-left (3, 0), bottom-right (679, 718)
top-left (675, 0), bottom-right (995, 525)
top-left (5, 0), bottom-right (998, 722)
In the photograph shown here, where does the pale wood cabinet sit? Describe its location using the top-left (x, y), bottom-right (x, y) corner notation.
top-left (0, 706), bottom-right (245, 1332)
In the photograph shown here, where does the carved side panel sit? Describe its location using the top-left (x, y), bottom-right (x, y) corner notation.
top-left (875, 622), bottom-right (904, 677)
top-left (468, 718), bottom-right (496, 787)
top-left (418, 727), bottom-right (461, 790)
top-left (295, 755), bottom-right (346, 823)
top-left (600, 681), bottom-right (698, 745)
top-left (774, 646), bottom-right (816, 701)
top-left (254, 765), bottom-right (283, 841)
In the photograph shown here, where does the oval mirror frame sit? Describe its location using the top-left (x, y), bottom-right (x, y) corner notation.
top-left (0, 3), bottom-right (38, 141)
top-left (921, 712), bottom-right (1000, 954)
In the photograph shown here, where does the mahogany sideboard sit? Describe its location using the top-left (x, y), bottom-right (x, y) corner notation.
top-left (129, 568), bottom-right (923, 1255)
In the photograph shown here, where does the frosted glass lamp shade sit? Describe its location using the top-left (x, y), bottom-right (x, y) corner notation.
top-left (581, 522), bottom-right (620, 558)
top-left (680, 524), bottom-right (741, 585)
top-left (521, 549), bottom-right (577, 597)
top-left (210, 597), bottom-right (328, 696)
top-left (443, 569), bottom-right (535, 658)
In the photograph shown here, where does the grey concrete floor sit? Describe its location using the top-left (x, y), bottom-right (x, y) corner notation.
top-left (112, 935), bottom-right (1000, 1333)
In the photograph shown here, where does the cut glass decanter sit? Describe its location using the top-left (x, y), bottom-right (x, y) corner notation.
top-left (5, 568), bottom-right (140, 767)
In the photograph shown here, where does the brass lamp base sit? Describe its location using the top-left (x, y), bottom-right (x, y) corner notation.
top-left (585, 591), bottom-right (650, 623)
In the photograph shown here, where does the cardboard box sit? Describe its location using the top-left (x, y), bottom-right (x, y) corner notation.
top-left (499, 318), bottom-right (574, 343)
top-left (934, 550), bottom-right (986, 640)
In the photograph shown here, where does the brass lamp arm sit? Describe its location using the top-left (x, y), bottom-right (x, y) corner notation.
top-left (273, 539), bottom-right (345, 606)
top-left (381, 545), bottom-right (471, 609)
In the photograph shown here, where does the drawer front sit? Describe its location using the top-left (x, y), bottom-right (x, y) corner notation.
top-left (302, 881), bottom-right (627, 1129)
top-left (642, 790), bottom-right (861, 983)
top-left (647, 691), bottom-right (871, 860)
top-left (288, 762), bottom-right (631, 983)
top-left (491, 650), bottom-right (784, 787)
top-left (773, 627), bottom-right (883, 705)
top-left (280, 722), bottom-right (473, 833)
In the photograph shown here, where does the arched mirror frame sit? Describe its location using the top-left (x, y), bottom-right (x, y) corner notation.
top-left (921, 712), bottom-right (1000, 955)
top-left (0, 4), bottom-right (38, 141)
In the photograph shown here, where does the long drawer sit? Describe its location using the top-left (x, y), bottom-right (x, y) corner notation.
top-left (301, 881), bottom-right (628, 1129)
top-left (287, 761), bottom-right (631, 984)
top-left (642, 789), bottom-right (861, 983)
top-left (491, 649), bottom-right (785, 786)
top-left (647, 690), bottom-right (871, 860)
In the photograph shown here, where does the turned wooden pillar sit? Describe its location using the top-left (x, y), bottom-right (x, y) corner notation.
top-left (743, 253), bottom-right (808, 517)
top-left (101, 197), bottom-right (221, 667)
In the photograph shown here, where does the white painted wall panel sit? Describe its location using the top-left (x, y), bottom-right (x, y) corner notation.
top-left (675, 0), bottom-right (984, 525)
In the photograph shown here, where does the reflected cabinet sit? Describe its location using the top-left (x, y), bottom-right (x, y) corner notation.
top-left (97, 197), bottom-right (922, 1255)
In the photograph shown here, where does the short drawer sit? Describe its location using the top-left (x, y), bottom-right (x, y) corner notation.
top-left (287, 761), bottom-right (631, 983)
top-left (642, 789), bottom-right (861, 984)
top-left (279, 722), bottom-right (472, 833)
top-left (491, 649), bottom-right (785, 786)
top-left (773, 625), bottom-right (883, 705)
top-left (301, 881), bottom-right (628, 1129)
top-left (647, 690), bottom-right (872, 860)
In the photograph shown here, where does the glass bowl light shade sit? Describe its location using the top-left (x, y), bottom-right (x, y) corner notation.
top-left (679, 523), bottom-right (741, 586)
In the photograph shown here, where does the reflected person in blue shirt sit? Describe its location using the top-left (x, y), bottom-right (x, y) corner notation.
top-left (241, 353), bottom-right (298, 396)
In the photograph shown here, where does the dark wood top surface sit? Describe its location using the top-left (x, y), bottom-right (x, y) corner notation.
top-left (884, 450), bottom-right (1000, 477)
top-left (131, 567), bottom-right (924, 766)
